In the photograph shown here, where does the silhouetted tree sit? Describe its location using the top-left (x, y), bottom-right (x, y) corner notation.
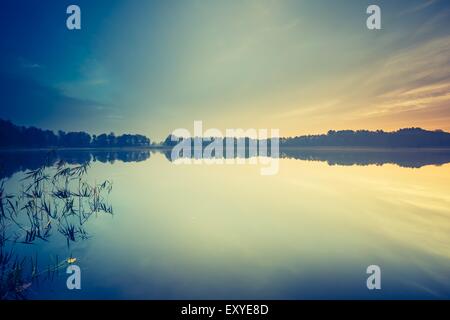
top-left (280, 128), bottom-right (450, 148)
top-left (0, 119), bottom-right (151, 148)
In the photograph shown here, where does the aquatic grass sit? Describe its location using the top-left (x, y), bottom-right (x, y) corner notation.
top-left (0, 159), bottom-right (113, 299)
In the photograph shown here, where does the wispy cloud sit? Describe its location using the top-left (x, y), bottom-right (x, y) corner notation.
top-left (0, 73), bottom-right (113, 131)
top-left (18, 57), bottom-right (43, 69)
top-left (275, 100), bottom-right (341, 120)
top-left (400, 0), bottom-right (440, 15)
top-left (342, 35), bottom-right (450, 130)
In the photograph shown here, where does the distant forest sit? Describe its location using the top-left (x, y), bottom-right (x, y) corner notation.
top-left (1, 118), bottom-right (450, 149)
top-left (0, 119), bottom-right (150, 148)
top-left (163, 128), bottom-right (450, 149)
top-left (280, 128), bottom-right (450, 148)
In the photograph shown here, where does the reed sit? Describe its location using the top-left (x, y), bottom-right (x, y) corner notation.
top-left (0, 159), bottom-right (113, 299)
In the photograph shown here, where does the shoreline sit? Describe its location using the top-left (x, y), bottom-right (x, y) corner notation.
top-left (1, 146), bottom-right (450, 152)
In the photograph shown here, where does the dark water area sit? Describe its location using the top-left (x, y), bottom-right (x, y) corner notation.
top-left (1, 147), bottom-right (450, 179)
top-left (0, 148), bottom-right (450, 299)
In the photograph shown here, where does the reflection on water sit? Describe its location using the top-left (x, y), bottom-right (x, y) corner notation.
top-left (0, 149), bottom-right (151, 178)
top-left (281, 148), bottom-right (450, 168)
top-left (2, 148), bottom-right (450, 178)
top-left (0, 149), bottom-right (450, 299)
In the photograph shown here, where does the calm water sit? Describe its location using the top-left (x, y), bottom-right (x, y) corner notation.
top-left (1, 149), bottom-right (450, 299)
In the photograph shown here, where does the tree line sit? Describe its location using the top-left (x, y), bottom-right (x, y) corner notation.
top-left (280, 128), bottom-right (450, 148)
top-left (2, 118), bottom-right (450, 149)
top-left (162, 128), bottom-right (450, 149)
top-left (0, 119), bottom-right (150, 148)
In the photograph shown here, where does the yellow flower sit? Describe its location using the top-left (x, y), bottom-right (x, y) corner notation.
top-left (67, 258), bottom-right (77, 264)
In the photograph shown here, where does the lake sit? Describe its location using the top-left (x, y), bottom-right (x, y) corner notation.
top-left (1, 148), bottom-right (450, 299)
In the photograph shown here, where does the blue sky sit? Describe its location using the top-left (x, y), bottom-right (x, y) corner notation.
top-left (1, 0), bottom-right (450, 140)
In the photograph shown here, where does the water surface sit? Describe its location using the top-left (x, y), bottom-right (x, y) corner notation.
top-left (1, 149), bottom-right (450, 299)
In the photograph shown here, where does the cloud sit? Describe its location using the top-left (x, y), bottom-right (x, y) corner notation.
top-left (336, 35), bottom-right (450, 131)
top-left (22, 63), bottom-right (42, 69)
top-left (411, 6), bottom-right (450, 38)
top-left (363, 35), bottom-right (450, 112)
top-left (0, 72), bottom-right (111, 130)
top-left (275, 100), bottom-right (341, 120)
top-left (400, 0), bottom-right (440, 15)
top-left (18, 57), bottom-right (44, 69)
top-left (268, 33), bottom-right (450, 133)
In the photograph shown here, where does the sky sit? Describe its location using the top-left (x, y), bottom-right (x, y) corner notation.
top-left (0, 0), bottom-right (449, 140)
